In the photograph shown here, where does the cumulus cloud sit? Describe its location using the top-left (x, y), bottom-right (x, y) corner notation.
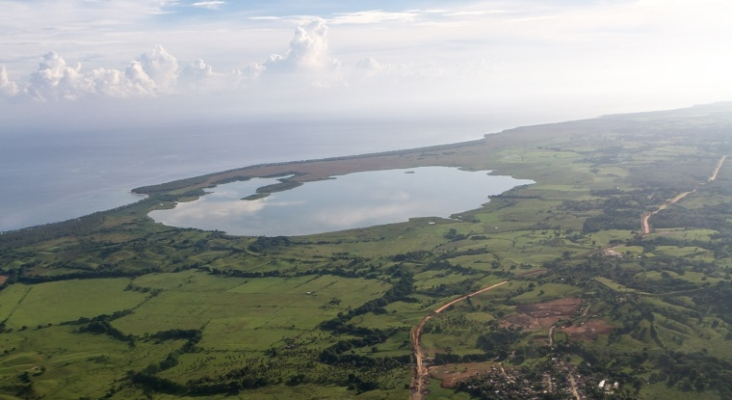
top-left (21, 50), bottom-right (164, 101)
top-left (25, 52), bottom-right (87, 101)
top-left (1, 20), bottom-right (352, 102)
top-left (86, 62), bottom-right (157, 98)
top-left (0, 65), bottom-right (18, 97)
top-left (356, 57), bottom-right (382, 73)
top-left (263, 20), bottom-right (340, 73)
top-left (136, 45), bottom-right (179, 91)
top-left (179, 58), bottom-right (264, 92)
top-left (0, 17), bottom-right (504, 111)
top-left (5, 45), bottom-right (248, 101)
top-left (179, 59), bottom-right (213, 87)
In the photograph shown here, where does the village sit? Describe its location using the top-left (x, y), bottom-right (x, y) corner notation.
top-left (455, 358), bottom-right (622, 399)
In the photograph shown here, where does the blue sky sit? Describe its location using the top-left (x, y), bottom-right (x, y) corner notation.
top-left (1, 0), bottom-right (731, 130)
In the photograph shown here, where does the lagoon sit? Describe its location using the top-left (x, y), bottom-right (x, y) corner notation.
top-left (149, 167), bottom-right (534, 236)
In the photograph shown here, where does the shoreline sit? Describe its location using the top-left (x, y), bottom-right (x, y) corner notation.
top-left (5, 101), bottom-right (731, 235)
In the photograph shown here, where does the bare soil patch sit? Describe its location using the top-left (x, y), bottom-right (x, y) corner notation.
top-left (429, 362), bottom-right (495, 388)
top-left (0, 275), bottom-right (7, 285)
top-left (559, 319), bottom-right (613, 341)
top-left (602, 248), bottom-right (623, 258)
top-left (502, 313), bottom-right (561, 330)
top-left (410, 281), bottom-right (508, 400)
top-left (532, 334), bottom-right (550, 345)
top-left (501, 298), bottom-right (582, 331)
top-left (516, 298), bottom-right (582, 318)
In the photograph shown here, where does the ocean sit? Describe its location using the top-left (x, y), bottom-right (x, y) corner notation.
top-left (1, 117), bottom-right (526, 232)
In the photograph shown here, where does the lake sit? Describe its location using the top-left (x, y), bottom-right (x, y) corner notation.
top-left (0, 109), bottom-right (578, 232)
top-left (149, 167), bottom-right (534, 236)
top-left (0, 119), bottom-right (496, 232)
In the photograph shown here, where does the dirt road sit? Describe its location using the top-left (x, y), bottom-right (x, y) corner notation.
top-left (568, 374), bottom-right (581, 400)
top-left (409, 281), bottom-right (508, 400)
top-left (710, 155), bottom-right (727, 182)
top-left (548, 325), bottom-right (555, 347)
top-left (641, 191), bottom-right (693, 235)
top-left (641, 155), bottom-right (726, 235)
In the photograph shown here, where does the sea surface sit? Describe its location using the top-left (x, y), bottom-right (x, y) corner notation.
top-left (0, 114), bottom-right (560, 232)
top-left (149, 167), bottom-right (534, 236)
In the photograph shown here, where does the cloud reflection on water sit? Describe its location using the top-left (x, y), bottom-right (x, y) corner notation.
top-left (150, 167), bottom-right (534, 236)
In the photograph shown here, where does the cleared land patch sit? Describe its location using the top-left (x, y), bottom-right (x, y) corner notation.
top-left (3, 278), bottom-right (147, 329)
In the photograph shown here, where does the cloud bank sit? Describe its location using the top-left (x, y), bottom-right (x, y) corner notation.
top-left (1, 0), bottom-right (731, 125)
top-left (0, 19), bottom-right (350, 102)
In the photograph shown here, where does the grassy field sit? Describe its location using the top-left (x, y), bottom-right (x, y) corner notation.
top-left (115, 273), bottom-right (392, 337)
top-left (2, 279), bottom-right (147, 329)
top-left (2, 104), bottom-right (732, 398)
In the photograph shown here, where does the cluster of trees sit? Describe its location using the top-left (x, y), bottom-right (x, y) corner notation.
top-left (583, 210), bottom-right (639, 233)
top-left (476, 326), bottom-right (527, 360)
top-left (247, 235), bottom-right (292, 252)
top-left (132, 174), bottom-right (213, 195)
top-left (0, 209), bottom-right (108, 249)
top-left (692, 281), bottom-right (732, 324)
top-left (444, 228), bottom-right (468, 241)
top-left (652, 350), bottom-right (732, 396)
top-left (391, 250), bottom-right (432, 263)
top-left (421, 278), bottom-right (479, 297)
top-left (652, 203), bottom-right (732, 233)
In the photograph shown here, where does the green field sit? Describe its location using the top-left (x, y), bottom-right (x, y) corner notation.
top-left (2, 279), bottom-right (147, 329)
top-left (2, 104), bottom-right (732, 398)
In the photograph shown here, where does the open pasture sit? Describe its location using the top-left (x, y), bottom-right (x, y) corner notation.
top-left (115, 273), bottom-right (391, 341)
top-left (2, 278), bottom-right (146, 329)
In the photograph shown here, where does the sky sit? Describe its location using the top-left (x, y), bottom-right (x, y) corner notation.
top-left (1, 0), bottom-right (731, 132)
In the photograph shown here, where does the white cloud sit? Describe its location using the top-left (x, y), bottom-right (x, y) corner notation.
top-left (192, 1), bottom-right (226, 10)
top-left (1, 0), bottom-right (731, 122)
top-left (263, 20), bottom-right (339, 73)
top-left (26, 51), bottom-right (87, 101)
top-left (136, 45), bottom-right (179, 91)
top-left (16, 47), bottom-right (184, 101)
top-left (183, 59), bottom-right (213, 80)
top-left (354, 57), bottom-right (382, 76)
top-left (329, 10), bottom-right (418, 25)
top-left (20, 50), bottom-right (162, 101)
top-left (3, 20), bottom-right (351, 101)
top-left (310, 203), bottom-right (424, 228)
top-left (179, 59), bottom-right (214, 89)
top-left (88, 62), bottom-right (156, 97)
top-left (248, 16), bottom-right (282, 21)
top-left (0, 65), bottom-right (18, 97)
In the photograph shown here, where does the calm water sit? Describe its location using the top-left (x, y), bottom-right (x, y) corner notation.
top-left (149, 167), bottom-right (534, 236)
top-left (0, 111), bottom-right (569, 232)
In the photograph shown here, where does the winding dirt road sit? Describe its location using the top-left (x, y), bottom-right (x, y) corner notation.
top-left (409, 281), bottom-right (508, 400)
top-left (548, 325), bottom-right (555, 347)
top-left (641, 155), bottom-right (726, 236)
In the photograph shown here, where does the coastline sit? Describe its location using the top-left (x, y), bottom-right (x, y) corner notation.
top-left (6, 101), bottom-right (732, 235)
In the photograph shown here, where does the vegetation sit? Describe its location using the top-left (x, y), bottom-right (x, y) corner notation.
top-left (2, 103), bottom-right (732, 398)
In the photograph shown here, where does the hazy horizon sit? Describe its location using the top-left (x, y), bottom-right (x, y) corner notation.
top-left (2, 0), bottom-right (731, 131)
top-left (2, 0), bottom-right (730, 231)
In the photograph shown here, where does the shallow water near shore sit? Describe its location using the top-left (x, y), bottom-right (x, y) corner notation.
top-left (1, 109), bottom-right (585, 232)
top-left (0, 119), bottom-right (495, 232)
top-left (149, 167), bottom-right (534, 236)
